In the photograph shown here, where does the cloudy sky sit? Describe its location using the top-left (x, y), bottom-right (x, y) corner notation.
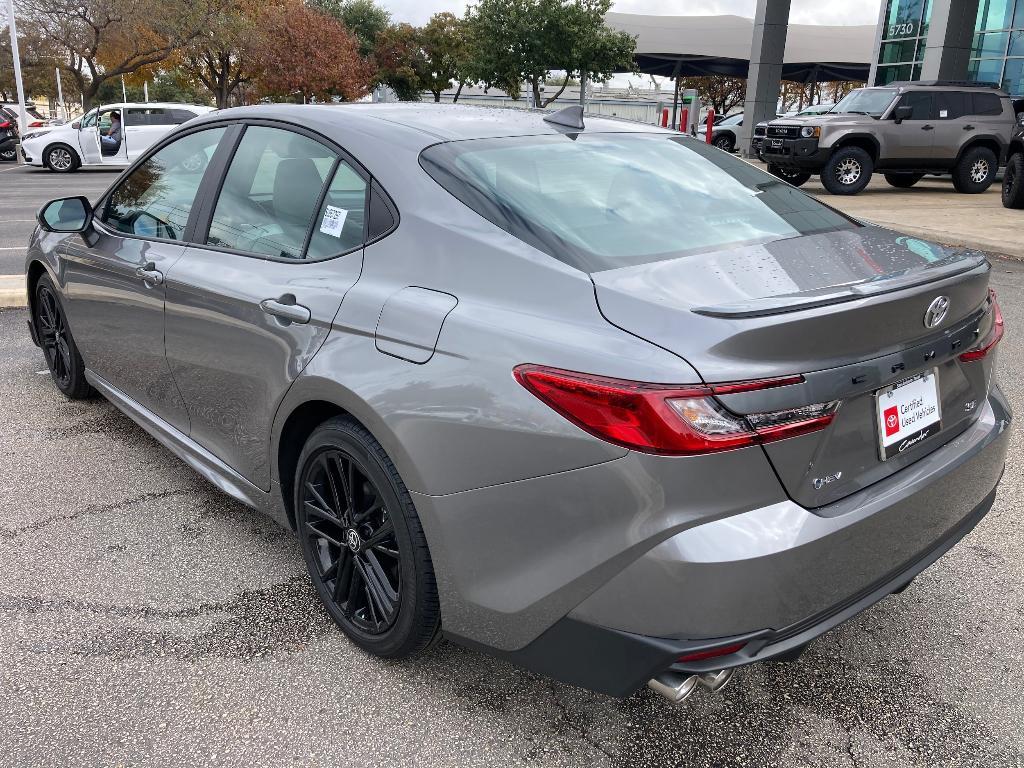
top-left (382, 0), bottom-right (884, 27)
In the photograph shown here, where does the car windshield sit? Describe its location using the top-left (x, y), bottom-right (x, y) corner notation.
top-left (831, 88), bottom-right (898, 117)
top-left (420, 133), bottom-right (857, 272)
top-left (719, 113), bottom-right (743, 126)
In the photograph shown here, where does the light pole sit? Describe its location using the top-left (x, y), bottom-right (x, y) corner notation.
top-left (5, 0), bottom-right (29, 135)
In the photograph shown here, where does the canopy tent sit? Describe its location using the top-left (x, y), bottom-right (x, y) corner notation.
top-left (605, 13), bottom-right (876, 83)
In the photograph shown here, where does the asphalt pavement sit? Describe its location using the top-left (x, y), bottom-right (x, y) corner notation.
top-left (2, 260), bottom-right (1024, 766)
top-left (0, 165), bottom-right (116, 275)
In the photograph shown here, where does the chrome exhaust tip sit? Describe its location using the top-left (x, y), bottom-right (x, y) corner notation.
top-left (647, 671), bottom-right (700, 704)
top-left (648, 668), bottom-right (736, 703)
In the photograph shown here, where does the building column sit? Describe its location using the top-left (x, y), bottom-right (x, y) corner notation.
top-left (867, 0), bottom-right (890, 86)
top-left (738, 0), bottom-right (791, 158)
top-left (920, 0), bottom-right (981, 81)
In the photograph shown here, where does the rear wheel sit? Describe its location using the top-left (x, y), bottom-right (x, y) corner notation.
top-left (44, 143), bottom-right (78, 173)
top-left (952, 146), bottom-right (997, 194)
top-left (294, 417), bottom-right (440, 658)
top-left (821, 146), bottom-right (873, 195)
top-left (712, 134), bottom-right (734, 152)
top-left (1003, 152), bottom-right (1024, 209)
top-left (884, 172), bottom-right (925, 189)
top-left (33, 275), bottom-right (93, 399)
top-left (767, 164), bottom-right (811, 187)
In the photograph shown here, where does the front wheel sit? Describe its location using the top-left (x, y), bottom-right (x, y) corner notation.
top-left (952, 146), bottom-right (997, 194)
top-left (821, 146), bottom-right (873, 195)
top-left (44, 144), bottom-right (78, 173)
top-left (294, 417), bottom-right (440, 658)
top-left (712, 134), bottom-right (734, 152)
top-left (1003, 153), bottom-right (1024, 209)
top-left (884, 172), bottom-right (925, 189)
top-left (767, 164), bottom-right (811, 187)
top-left (33, 275), bottom-right (93, 399)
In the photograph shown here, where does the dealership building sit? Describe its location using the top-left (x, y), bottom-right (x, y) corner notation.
top-left (870, 0), bottom-right (1024, 95)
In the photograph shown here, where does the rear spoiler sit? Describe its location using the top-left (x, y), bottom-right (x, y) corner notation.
top-left (693, 254), bottom-right (989, 319)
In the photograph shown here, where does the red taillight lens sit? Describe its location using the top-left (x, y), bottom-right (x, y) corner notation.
top-left (959, 290), bottom-right (1004, 363)
top-left (513, 365), bottom-right (838, 456)
top-left (0, 121), bottom-right (11, 129)
top-left (677, 642), bottom-right (746, 663)
top-left (28, 120), bottom-right (44, 127)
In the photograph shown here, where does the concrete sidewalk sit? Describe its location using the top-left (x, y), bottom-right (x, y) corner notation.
top-left (0, 275), bottom-right (25, 308)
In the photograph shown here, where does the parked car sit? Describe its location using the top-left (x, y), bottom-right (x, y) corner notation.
top-left (761, 81), bottom-right (1017, 195)
top-left (19, 102), bottom-right (213, 172)
top-left (25, 103), bottom-right (1010, 703)
top-left (709, 112), bottom-right (743, 151)
top-left (0, 117), bottom-right (17, 162)
top-left (0, 102), bottom-right (49, 129)
top-left (1004, 121), bottom-right (1023, 208)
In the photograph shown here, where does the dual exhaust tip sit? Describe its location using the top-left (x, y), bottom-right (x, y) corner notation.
top-left (647, 668), bottom-right (735, 704)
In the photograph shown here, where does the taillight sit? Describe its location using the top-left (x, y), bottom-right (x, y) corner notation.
top-left (0, 121), bottom-right (10, 129)
top-left (513, 365), bottom-right (839, 456)
top-left (28, 120), bottom-right (44, 127)
top-left (959, 290), bottom-right (1003, 363)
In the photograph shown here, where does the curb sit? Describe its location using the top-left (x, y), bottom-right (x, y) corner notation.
top-left (0, 275), bottom-right (27, 308)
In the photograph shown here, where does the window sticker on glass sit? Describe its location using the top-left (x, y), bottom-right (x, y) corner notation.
top-left (939, 109), bottom-right (948, 118)
top-left (320, 205), bottom-right (348, 237)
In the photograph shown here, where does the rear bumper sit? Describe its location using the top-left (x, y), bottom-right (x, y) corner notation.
top-left (441, 386), bottom-right (1011, 697)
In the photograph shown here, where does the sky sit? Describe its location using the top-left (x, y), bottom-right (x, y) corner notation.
top-left (381, 0), bottom-right (884, 27)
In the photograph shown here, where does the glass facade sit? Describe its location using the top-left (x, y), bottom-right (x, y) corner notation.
top-left (874, 0), bottom-right (1024, 95)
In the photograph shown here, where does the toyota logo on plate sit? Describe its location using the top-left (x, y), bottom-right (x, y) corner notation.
top-left (923, 296), bottom-right (950, 328)
top-left (886, 413), bottom-right (898, 430)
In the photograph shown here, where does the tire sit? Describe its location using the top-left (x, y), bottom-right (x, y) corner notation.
top-left (294, 416), bottom-right (440, 658)
top-left (1003, 152), bottom-right (1024, 209)
top-left (821, 146), bottom-right (874, 195)
top-left (884, 172), bottom-right (925, 189)
top-left (952, 146), bottom-right (997, 194)
top-left (713, 134), bottom-right (734, 152)
top-left (767, 164), bottom-right (811, 187)
top-left (32, 275), bottom-right (93, 399)
top-left (43, 143), bottom-right (79, 173)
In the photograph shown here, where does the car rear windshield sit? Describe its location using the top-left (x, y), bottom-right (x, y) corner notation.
top-left (420, 133), bottom-right (857, 272)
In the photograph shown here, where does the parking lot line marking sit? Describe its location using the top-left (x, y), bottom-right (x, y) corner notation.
top-left (0, 247), bottom-right (25, 250)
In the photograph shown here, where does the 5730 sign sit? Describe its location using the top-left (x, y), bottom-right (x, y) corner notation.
top-left (888, 21), bottom-right (916, 37)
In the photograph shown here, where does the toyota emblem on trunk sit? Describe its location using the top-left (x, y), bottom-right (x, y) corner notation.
top-left (924, 296), bottom-right (950, 328)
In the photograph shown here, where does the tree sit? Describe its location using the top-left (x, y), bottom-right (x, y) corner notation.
top-left (464, 0), bottom-right (635, 107)
top-left (678, 75), bottom-right (747, 116)
top-left (0, 24), bottom-right (64, 103)
top-left (373, 22), bottom-right (425, 101)
top-left (419, 12), bottom-right (471, 102)
top-left (253, 2), bottom-right (373, 102)
top-left (177, 0), bottom-right (262, 108)
top-left (309, 0), bottom-right (390, 58)
top-left (15, 0), bottom-right (221, 109)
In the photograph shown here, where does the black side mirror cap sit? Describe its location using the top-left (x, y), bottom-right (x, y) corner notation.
top-left (37, 196), bottom-right (97, 244)
top-left (892, 105), bottom-right (914, 124)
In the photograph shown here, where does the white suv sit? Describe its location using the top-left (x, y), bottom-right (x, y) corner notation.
top-left (20, 102), bottom-right (214, 172)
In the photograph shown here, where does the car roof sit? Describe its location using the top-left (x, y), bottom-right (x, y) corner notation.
top-left (195, 102), bottom-right (673, 143)
top-left (93, 102), bottom-right (214, 111)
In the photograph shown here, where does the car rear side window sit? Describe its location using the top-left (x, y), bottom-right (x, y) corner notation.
top-left (970, 92), bottom-right (1003, 116)
top-left (420, 133), bottom-right (856, 272)
top-left (103, 127), bottom-right (227, 240)
top-left (205, 126), bottom-right (338, 260)
top-left (936, 92), bottom-right (967, 119)
top-left (305, 161), bottom-right (368, 260)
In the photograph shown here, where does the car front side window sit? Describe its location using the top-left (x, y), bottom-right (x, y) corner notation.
top-left (103, 127), bottom-right (227, 241)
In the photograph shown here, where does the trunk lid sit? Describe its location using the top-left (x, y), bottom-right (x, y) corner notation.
top-left (592, 226), bottom-right (996, 507)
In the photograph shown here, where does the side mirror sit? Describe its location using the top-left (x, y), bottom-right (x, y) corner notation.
top-left (892, 105), bottom-right (914, 124)
top-left (38, 196), bottom-right (96, 244)
top-left (72, 120), bottom-right (81, 129)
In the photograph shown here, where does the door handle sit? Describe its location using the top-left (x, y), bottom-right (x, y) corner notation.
top-left (135, 264), bottom-right (163, 286)
top-left (260, 296), bottom-right (311, 324)
top-left (921, 125), bottom-right (934, 131)
top-left (963, 124), bottom-right (976, 131)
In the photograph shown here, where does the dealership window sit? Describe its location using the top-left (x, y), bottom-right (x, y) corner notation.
top-left (875, 0), bottom-right (931, 86)
top-left (1003, 58), bottom-right (1024, 93)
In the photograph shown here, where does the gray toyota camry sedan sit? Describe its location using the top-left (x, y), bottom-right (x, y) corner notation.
top-left (25, 103), bottom-right (1010, 703)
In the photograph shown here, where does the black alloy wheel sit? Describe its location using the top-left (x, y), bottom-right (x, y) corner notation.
top-left (295, 417), bottom-right (440, 657)
top-left (34, 276), bottom-right (92, 399)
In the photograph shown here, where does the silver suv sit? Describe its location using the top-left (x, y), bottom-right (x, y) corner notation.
top-left (761, 81), bottom-right (1017, 195)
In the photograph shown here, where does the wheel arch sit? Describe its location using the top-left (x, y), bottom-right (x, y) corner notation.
top-left (957, 135), bottom-right (1004, 166)
top-left (832, 134), bottom-right (881, 163)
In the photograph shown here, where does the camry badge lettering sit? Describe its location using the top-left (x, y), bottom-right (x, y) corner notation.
top-left (924, 296), bottom-right (950, 329)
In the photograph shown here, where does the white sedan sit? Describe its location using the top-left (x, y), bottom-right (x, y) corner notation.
top-left (20, 102), bottom-right (214, 172)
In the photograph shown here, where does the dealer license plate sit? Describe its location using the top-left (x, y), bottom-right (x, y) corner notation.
top-left (876, 370), bottom-right (942, 461)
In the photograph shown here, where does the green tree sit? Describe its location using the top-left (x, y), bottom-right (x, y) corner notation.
top-left (177, 0), bottom-right (262, 108)
top-left (0, 25), bottom-right (64, 103)
top-left (464, 0), bottom-right (635, 107)
top-left (373, 23), bottom-right (425, 101)
top-left (420, 12), bottom-right (471, 102)
top-left (309, 0), bottom-right (390, 58)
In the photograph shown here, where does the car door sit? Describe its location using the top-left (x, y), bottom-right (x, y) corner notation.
top-left (930, 91), bottom-right (969, 167)
top-left (163, 123), bottom-right (370, 490)
top-left (77, 108), bottom-right (102, 165)
top-left (885, 91), bottom-right (936, 163)
top-left (59, 125), bottom-right (230, 432)
top-left (123, 107), bottom-right (173, 162)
